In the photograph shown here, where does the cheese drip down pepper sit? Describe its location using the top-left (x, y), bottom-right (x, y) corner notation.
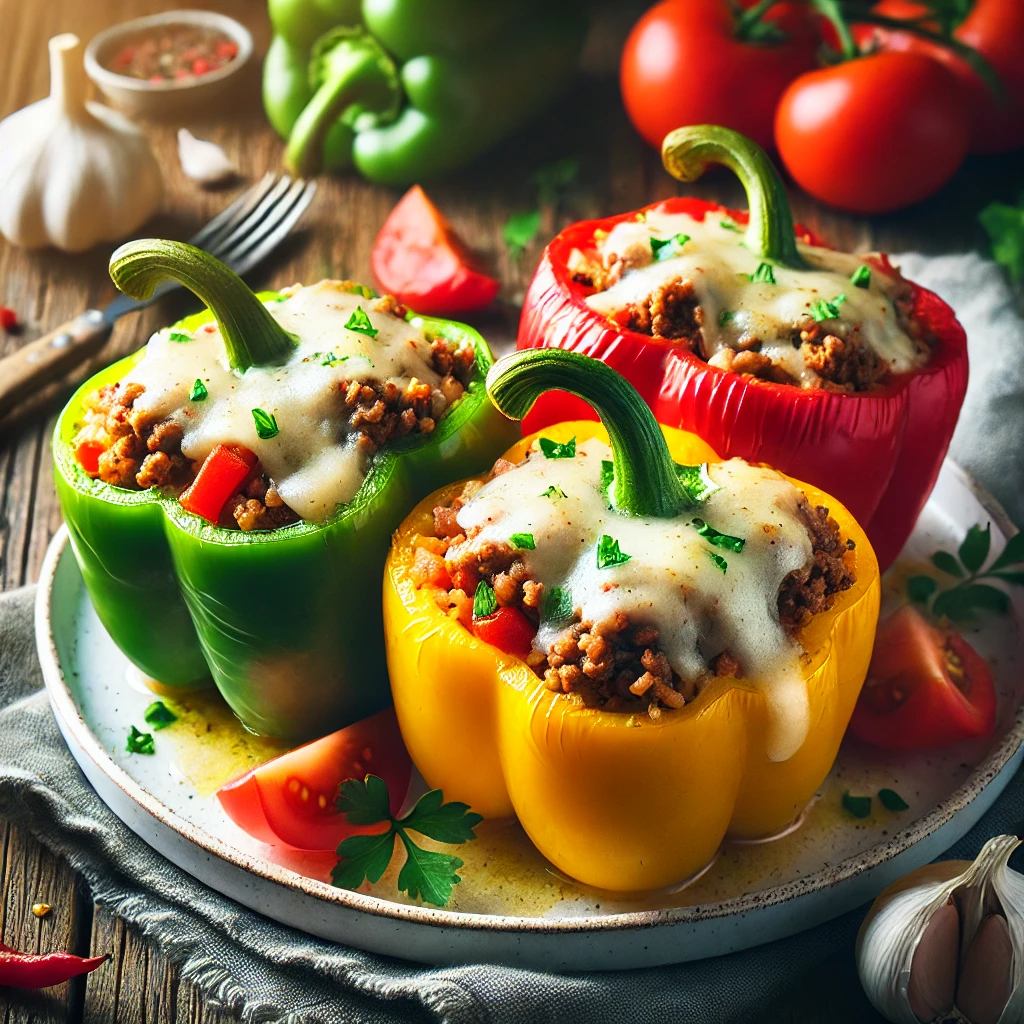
top-left (384, 350), bottom-right (880, 892)
top-left (516, 125), bottom-right (968, 572)
top-left (53, 240), bottom-right (517, 740)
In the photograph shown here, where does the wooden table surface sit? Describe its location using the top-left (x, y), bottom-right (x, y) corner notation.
top-left (0, 0), bottom-right (1021, 1020)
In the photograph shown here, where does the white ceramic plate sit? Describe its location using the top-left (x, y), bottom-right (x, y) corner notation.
top-left (36, 461), bottom-right (1024, 970)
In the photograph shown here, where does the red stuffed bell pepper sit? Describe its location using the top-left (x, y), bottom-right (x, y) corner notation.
top-left (516, 125), bottom-right (968, 571)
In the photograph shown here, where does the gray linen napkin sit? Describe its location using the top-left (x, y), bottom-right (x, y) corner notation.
top-left (0, 252), bottom-right (1021, 1024)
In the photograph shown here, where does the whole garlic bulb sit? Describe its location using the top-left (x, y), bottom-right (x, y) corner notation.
top-left (0, 33), bottom-right (163, 252)
top-left (858, 834), bottom-right (1024, 1024)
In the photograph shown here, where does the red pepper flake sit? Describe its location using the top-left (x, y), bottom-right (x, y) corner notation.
top-left (0, 942), bottom-right (108, 989)
top-left (0, 307), bottom-right (18, 332)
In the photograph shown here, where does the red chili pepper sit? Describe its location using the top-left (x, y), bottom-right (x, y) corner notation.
top-left (471, 606), bottom-right (536, 659)
top-left (0, 307), bottom-right (18, 332)
top-left (179, 444), bottom-right (258, 524)
top-left (0, 942), bottom-right (108, 988)
top-left (516, 192), bottom-right (968, 571)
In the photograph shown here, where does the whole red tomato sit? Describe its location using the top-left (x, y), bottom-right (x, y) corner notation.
top-left (620, 0), bottom-right (818, 152)
top-left (861, 0), bottom-right (1024, 154)
top-left (774, 51), bottom-right (969, 214)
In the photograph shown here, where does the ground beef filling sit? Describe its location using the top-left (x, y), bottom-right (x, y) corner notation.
top-left (570, 249), bottom-right (930, 392)
top-left (74, 296), bottom-right (475, 531)
top-left (412, 473), bottom-right (855, 720)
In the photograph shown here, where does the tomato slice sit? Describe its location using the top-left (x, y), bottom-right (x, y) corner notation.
top-left (179, 444), bottom-right (257, 524)
top-left (849, 605), bottom-right (997, 750)
top-left (472, 606), bottom-right (536, 660)
top-left (75, 440), bottom-right (106, 476)
top-left (371, 185), bottom-right (499, 317)
top-left (217, 707), bottom-right (412, 850)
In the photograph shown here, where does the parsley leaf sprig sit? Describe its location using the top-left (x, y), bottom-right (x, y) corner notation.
top-left (596, 535), bottom-right (631, 569)
top-left (908, 523), bottom-right (1024, 620)
top-left (504, 157), bottom-right (580, 260)
top-left (651, 233), bottom-right (690, 261)
top-left (538, 436), bottom-right (576, 459)
top-left (809, 294), bottom-right (847, 322)
top-left (692, 518), bottom-right (745, 553)
top-left (345, 307), bottom-right (379, 338)
top-left (980, 194), bottom-right (1024, 284)
top-left (144, 701), bottom-right (177, 730)
top-left (126, 726), bottom-right (155, 755)
top-left (332, 776), bottom-right (482, 907)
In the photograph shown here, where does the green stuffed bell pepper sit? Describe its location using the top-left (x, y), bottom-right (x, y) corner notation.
top-left (265, 0), bottom-right (587, 184)
top-left (53, 239), bottom-right (517, 740)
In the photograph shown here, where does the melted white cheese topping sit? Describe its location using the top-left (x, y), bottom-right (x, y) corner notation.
top-left (585, 209), bottom-right (924, 386)
top-left (450, 438), bottom-right (818, 760)
top-left (123, 281), bottom-right (454, 522)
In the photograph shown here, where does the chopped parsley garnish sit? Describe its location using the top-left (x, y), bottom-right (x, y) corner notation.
top-left (851, 264), bottom-right (872, 289)
top-left (878, 788), bottom-right (909, 812)
top-left (168, 330), bottom-right (191, 343)
top-left (720, 219), bottom-right (742, 233)
top-left (540, 485), bottom-right (566, 500)
top-left (538, 436), bottom-right (576, 459)
top-left (509, 533), bottom-right (536, 550)
top-left (718, 309), bottom-right (736, 326)
top-left (345, 306), bottom-right (378, 338)
top-left (600, 460), bottom-right (615, 496)
top-left (144, 701), bottom-right (177, 730)
top-left (692, 518), bottom-right (745, 552)
top-left (503, 209), bottom-right (542, 259)
top-left (651, 233), bottom-right (690, 260)
top-left (189, 379), bottom-right (208, 402)
top-left (541, 585), bottom-right (573, 623)
top-left (473, 581), bottom-right (498, 619)
top-left (749, 262), bottom-right (776, 285)
top-left (313, 351), bottom-right (349, 366)
top-left (707, 551), bottom-right (728, 573)
top-left (332, 775), bottom-right (481, 907)
top-left (809, 294), bottom-right (847, 322)
top-left (596, 535), bottom-right (631, 569)
top-left (126, 726), bottom-right (154, 755)
top-left (676, 463), bottom-right (720, 504)
top-left (252, 408), bottom-right (279, 440)
top-left (842, 792), bottom-right (872, 819)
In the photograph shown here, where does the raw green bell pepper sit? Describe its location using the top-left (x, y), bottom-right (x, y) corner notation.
top-left (52, 240), bottom-right (518, 740)
top-left (264, 0), bottom-right (587, 184)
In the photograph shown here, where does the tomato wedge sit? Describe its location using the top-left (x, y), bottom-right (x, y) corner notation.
top-left (849, 605), bottom-right (997, 750)
top-left (371, 185), bottom-right (499, 317)
top-left (216, 707), bottom-right (412, 850)
top-left (472, 606), bottom-right (536, 660)
top-left (179, 444), bottom-right (257, 524)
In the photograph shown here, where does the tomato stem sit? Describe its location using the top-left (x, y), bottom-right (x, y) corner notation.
top-left (485, 349), bottom-right (691, 519)
top-left (811, 0), bottom-right (858, 60)
top-left (733, 0), bottom-right (787, 42)
top-left (660, 125), bottom-right (806, 269)
top-left (109, 240), bottom-right (296, 372)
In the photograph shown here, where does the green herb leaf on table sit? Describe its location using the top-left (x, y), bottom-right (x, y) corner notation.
top-left (749, 262), bottom-right (776, 285)
top-left (252, 408), bottom-right (279, 440)
top-left (509, 533), bottom-right (535, 551)
top-left (677, 463), bottom-right (721, 504)
top-left (532, 157), bottom-right (580, 207)
top-left (503, 210), bottom-right (542, 259)
top-left (538, 436), bottom-right (576, 459)
top-left (990, 532), bottom-right (1024, 573)
top-left (707, 551), bottom-right (728, 573)
top-left (979, 195), bottom-right (1024, 283)
top-left (877, 788), bottom-right (909, 812)
top-left (168, 330), bottom-right (192, 343)
top-left (907, 576), bottom-right (938, 603)
top-left (541, 585), bottom-right (574, 624)
top-left (332, 777), bottom-right (481, 907)
top-left (651, 233), bottom-right (690, 261)
top-left (126, 726), bottom-right (154, 755)
top-left (851, 264), bottom-right (872, 289)
top-left (932, 550), bottom-right (965, 577)
top-left (143, 701), bottom-right (177, 731)
top-left (596, 535), bottom-right (631, 569)
top-left (810, 294), bottom-right (847, 322)
top-left (842, 792), bottom-right (871, 819)
top-left (541, 485), bottom-right (567, 501)
top-left (959, 523), bottom-right (991, 573)
top-left (473, 581), bottom-right (498, 619)
top-left (189, 379), bottom-right (208, 402)
top-left (933, 583), bottom-right (1009, 620)
top-left (345, 307), bottom-right (378, 339)
top-left (692, 518), bottom-right (745, 552)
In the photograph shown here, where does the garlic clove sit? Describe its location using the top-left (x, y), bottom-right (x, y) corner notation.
top-left (957, 913), bottom-right (1013, 1024)
top-left (177, 129), bottom-right (236, 187)
top-left (907, 901), bottom-right (958, 1023)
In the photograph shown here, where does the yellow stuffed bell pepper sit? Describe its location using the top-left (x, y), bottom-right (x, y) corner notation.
top-left (384, 350), bottom-right (881, 892)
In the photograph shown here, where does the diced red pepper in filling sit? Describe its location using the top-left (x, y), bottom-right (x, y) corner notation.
top-left (179, 444), bottom-right (258, 524)
top-left (472, 606), bottom-right (536, 660)
top-left (75, 441), bottom-right (106, 476)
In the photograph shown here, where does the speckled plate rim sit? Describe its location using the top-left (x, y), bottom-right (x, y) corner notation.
top-left (34, 462), bottom-right (1024, 958)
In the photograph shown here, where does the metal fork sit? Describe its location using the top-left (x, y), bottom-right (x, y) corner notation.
top-left (0, 173), bottom-right (317, 417)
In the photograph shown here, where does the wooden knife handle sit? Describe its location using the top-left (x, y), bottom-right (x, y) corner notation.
top-left (0, 310), bottom-right (112, 417)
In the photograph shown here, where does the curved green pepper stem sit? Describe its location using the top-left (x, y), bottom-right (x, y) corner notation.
top-left (109, 240), bottom-right (296, 372)
top-left (284, 28), bottom-right (399, 177)
top-left (661, 125), bottom-right (806, 269)
top-left (486, 350), bottom-right (689, 520)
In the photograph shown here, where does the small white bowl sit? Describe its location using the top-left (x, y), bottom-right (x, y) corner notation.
top-left (84, 10), bottom-right (252, 118)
